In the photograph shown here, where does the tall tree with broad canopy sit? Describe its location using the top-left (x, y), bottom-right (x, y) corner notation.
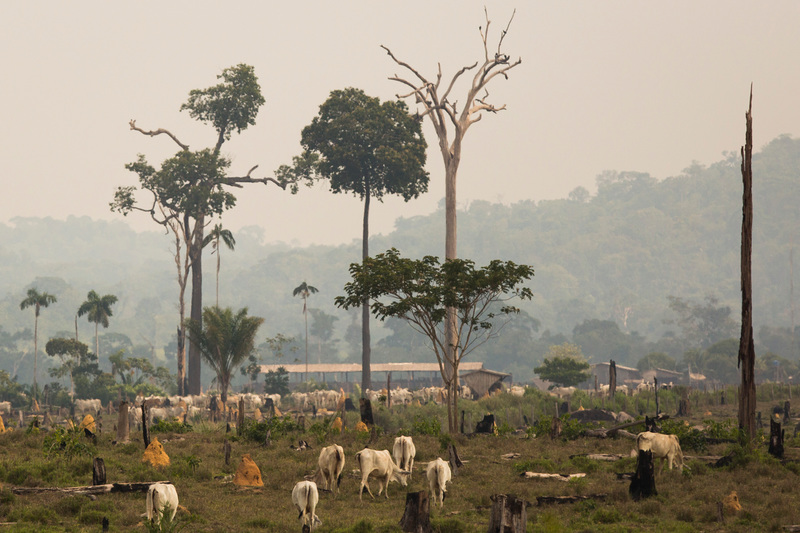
top-left (335, 248), bottom-right (533, 433)
top-left (382, 9), bottom-right (521, 387)
top-left (112, 64), bottom-right (294, 395)
top-left (185, 306), bottom-right (263, 407)
top-left (19, 288), bottom-right (58, 403)
top-left (77, 290), bottom-right (118, 363)
top-left (203, 224), bottom-right (236, 308)
top-left (293, 87), bottom-right (429, 396)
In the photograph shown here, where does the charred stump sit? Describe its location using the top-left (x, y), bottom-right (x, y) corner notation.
top-left (487, 494), bottom-right (528, 533)
top-left (475, 414), bottom-right (496, 434)
top-left (141, 404), bottom-right (150, 449)
top-left (768, 418), bottom-right (784, 459)
top-left (92, 457), bottom-right (106, 486)
top-left (630, 449), bottom-right (657, 501)
top-left (399, 491), bottom-right (432, 533)
top-left (360, 398), bottom-right (375, 427)
top-left (609, 360), bottom-right (617, 397)
top-left (550, 416), bottom-right (562, 440)
top-left (448, 443), bottom-right (463, 476)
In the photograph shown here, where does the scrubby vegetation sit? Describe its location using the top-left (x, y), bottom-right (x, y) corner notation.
top-left (1, 387), bottom-right (800, 531)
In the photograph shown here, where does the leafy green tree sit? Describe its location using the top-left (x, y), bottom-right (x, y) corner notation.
top-left (203, 223), bottom-right (236, 307)
top-left (185, 306), bottom-right (264, 406)
top-left (243, 333), bottom-right (299, 385)
top-left (534, 343), bottom-right (591, 387)
top-left (295, 87), bottom-right (429, 396)
top-left (665, 295), bottom-right (738, 351)
top-left (113, 64), bottom-right (290, 396)
top-left (293, 282), bottom-right (319, 381)
top-left (263, 367), bottom-right (290, 396)
top-left (77, 290), bottom-right (118, 363)
top-left (0, 370), bottom-right (27, 406)
top-left (309, 308), bottom-right (339, 361)
top-left (335, 248), bottom-right (533, 433)
top-left (109, 350), bottom-right (173, 399)
top-left (19, 288), bottom-right (57, 402)
top-left (45, 337), bottom-right (92, 397)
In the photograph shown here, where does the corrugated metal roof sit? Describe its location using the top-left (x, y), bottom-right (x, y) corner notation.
top-left (259, 362), bottom-right (484, 374)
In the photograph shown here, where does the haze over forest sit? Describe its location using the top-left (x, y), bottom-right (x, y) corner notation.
top-left (1, 135), bottom-right (799, 390)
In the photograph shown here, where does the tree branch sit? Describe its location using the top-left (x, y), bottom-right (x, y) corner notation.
top-left (129, 120), bottom-right (189, 151)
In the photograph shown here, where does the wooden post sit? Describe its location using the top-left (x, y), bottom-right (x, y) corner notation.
top-left (784, 401), bottom-right (791, 425)
top-left (399, 491), bottom-right (432, 533)
top-left (609, 360), bottom-right (617, 398)
top-left (116, 401), bottom-right (129, 444)
top-left (92, 458), bottom-right (106, 485)
top-left (141, 404), bottom-right (150, 449)
top-left (387, 372), bottom-right (392, 409)
top-left (629, 449), bottom-right (657, 501)
top-left (224, 440), bottom-right (231, 466)
top-left (550, 416), bottom-right (562, 440)
top-left (487, 494), bottom-right (528, 533)
top-left (237, 397), bottom-right (245, 436)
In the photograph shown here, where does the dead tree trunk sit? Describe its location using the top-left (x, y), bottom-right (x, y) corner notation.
top-left (738, 84), bottom-right (757, 440)
top-left (92, 458), bottom-right (106, 485)
top-left (487, 494), bottom-right (528, 533)
top-left (237, 397), bottom-right (245, 436)
top-left (399, 491), bottom-right (432, 533)
top-left (116, 401), bottom-right (129, 444)
top-left (629, 450), bottom-right (657, 501)
top-left (448, 443), bottom-right (463, 476)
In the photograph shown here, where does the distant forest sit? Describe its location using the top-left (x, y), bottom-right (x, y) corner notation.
top-left (1, 135), bottom-right (799, 390)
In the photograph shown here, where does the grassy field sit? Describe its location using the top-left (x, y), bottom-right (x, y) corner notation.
top-left (1, 386), bottom-right (800, 532)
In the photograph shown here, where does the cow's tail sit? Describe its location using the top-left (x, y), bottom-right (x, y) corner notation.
top-left (335, 447), bottom-right (344, 487)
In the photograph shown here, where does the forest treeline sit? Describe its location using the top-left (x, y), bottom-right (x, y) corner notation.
top-left (0, 135), bottom-right (798, 390)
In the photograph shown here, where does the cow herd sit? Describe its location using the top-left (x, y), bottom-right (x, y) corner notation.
top-left (290, 435), bottom-right (453, 530)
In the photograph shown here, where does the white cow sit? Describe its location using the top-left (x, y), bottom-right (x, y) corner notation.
top-left (392, 436), bottom-right (416, 477)
top-left (426, 458), bottom-right (452, 508)
top-left (317, 444), bottom-right (345, 494)
top-left (634, 431), bottom-right (684, 471)
top-left (74, 398), bottom-right (102, 414)
top-left (0, 401), bottom-right (11, 414)
top-left (146, 483), bottom-right (179, 525)
top-left (508, 385), bottom-right (526, 398)
top-left (292, 480), bottom-right (322, 530)
top-left (354, 448), bottom-right (410, 501)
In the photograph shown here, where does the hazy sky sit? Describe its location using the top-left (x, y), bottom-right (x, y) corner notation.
top-left (2, 2), bottom-right (799, 247)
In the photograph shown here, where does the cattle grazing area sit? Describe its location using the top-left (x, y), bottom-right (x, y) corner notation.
top-left (3, 386), bottom-right (800, 531)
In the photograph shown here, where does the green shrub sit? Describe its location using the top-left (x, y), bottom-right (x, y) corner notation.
top-left (42, 426), bottom-right (95, 460)
top-left (412, 414), bottom-right (441, 436)
top-left (240, 415), bottom-right (300, 442)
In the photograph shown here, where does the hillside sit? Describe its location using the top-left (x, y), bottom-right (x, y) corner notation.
top-left (0, 135), bottom-right (798, 387)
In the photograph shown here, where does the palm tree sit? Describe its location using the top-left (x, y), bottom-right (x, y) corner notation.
top-left (293, 281), bottom-right (319, 382)
top-left (185, 306), bottom-right (263, 406)
top-left (19, 288), bottom-right (57, 402)
top-left (203, 224), bottom-right (236, 307)
top-left (77, 290), bottom-right (118, 363)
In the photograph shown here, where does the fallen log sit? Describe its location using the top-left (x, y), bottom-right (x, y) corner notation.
top-left (536, 494), bottom-right (607, 505)
top-left (520, 472), bottom-right (585, 481)
top-left (10, 481), bottom-right (171, 496)
top-left (570, 453), bottom-right (628, 461)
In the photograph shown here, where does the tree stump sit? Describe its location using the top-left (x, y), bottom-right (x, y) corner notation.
top-left (609, 360), bottom-right (617, 397)
top-left (785, 400), bottom-right (791, 425)
top-left (476, 414), bottom-right (496, 434)
top-left (92, 457), bottom-right (106, 486)
top-left (629, 450), bottom-right (657, 501)
top-left (399, 491), bottom-right (431, 533)
top-left (769, 418), bottom-right (784, 459)
top-left (116, 401), bottom-right (129, 444)
top-left (224, 440), bottom-right (232, 466)
top-left (487, 494), bottom-right (528, 533)
top-left (677, 398), bottom-right (690, 417)
top-left (359, 398), bottom-right (374, 427)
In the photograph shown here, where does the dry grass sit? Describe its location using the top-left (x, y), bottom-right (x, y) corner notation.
top-left (1, 390), bottom-right (800, 532)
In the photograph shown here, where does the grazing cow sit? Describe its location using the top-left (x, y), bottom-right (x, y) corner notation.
top-left (146, 482), bottom-right (179, 525)
top-left (508, 385), bottom-right (526, 398)
top-left (355, 448), bottom-right (410, 501)
top-left (292, 480), bottom-right (322, 530)
top-left (634, 431), bottom-right (684, 471)
top-left (317, 444), bottom-right (345, 494)
top-left (426, 458), bottom-right (452, 508)
top-left (392, 436), bottom-right (416, 476)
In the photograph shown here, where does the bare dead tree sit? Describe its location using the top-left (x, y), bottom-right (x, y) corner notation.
top-left (738, 85), bottom-right (756, 440)
top-left (383, 9), bottom-right (521, 431)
